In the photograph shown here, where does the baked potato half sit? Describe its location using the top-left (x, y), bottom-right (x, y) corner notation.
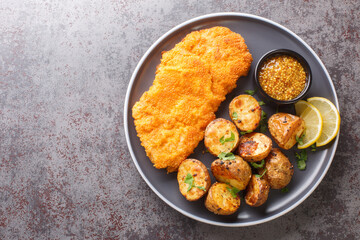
top-left (245, 175), bottom-right (270, 207)
top-left (204, 118), bottom-right (240, 156)
top-left (177, 159), bottom-right (211, 201)
top-left (211, 155), bottom-right (252, 190)
top-left (262, 148), bottom-right (294, 189)
top-left (229, 95), bottom-right (262, 131)
top-left (268, 113), bottom-right (305, 150)
top-left (237, 132), bottom-right (272, 162)
top-left (205, 182), bottom-right (241, 215)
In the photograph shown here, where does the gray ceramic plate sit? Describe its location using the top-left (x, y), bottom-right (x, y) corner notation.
top-left (124, 13), bottom-right (339, 227)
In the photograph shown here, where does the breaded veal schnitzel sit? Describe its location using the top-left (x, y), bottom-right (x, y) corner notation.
top-left (132, 26), bottom-right (252, 172)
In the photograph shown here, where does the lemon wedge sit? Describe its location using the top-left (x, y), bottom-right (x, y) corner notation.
top-left (307, 97), bottom-right (340, 147)
top-left (294, 100), bottom-right (323, 149)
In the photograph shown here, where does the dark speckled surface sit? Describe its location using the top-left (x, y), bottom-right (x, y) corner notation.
top-left (1, 0), bottom-right (359, 239)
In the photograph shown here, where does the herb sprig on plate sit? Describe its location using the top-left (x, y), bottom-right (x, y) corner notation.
top-left (295, 149), bottom-right (307, 170)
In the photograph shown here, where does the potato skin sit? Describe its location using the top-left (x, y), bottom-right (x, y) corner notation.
top-left (268, 113), bottom-right (305, 150)
top-left (205, 182), bottom-right (241, 215)
top-left (211, 155), bottom-right (252, 190)
top-left (177, 159), bottom-right (211, 201)
top-left (263, 148), bottom-right (294, 189)
top-left (237, 132), bottom-right (272, 162)
top-left (229, 95), bottom-right (262, 131)
top-left (245, 175), bottom-right (270, 207)
top-left (204, 118), bottom-right (240, 156)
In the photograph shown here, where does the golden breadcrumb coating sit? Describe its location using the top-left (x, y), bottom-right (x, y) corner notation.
top-left (132, 26), bottom-right (252, 172)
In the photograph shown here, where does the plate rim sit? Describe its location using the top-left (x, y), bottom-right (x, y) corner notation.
top-left (123, 12), bottom-right (340, 227)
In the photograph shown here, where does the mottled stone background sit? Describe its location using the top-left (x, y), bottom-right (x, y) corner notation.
top-left (1, 0), bottom-right (359, 239)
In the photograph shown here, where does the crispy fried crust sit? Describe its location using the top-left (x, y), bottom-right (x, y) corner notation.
top-left (204, 118), bottom-right (240, 156)
top-left (268, 113), bottom-right (305, 150)
top-left (132, 27), bottom-right (252, 172)
top-left (237, 132), bottom-right (272, 162)
top-left (205, 182), bottom-right (241, 215)
top-left (245, 175), bottom-right (270, 207)
top-left (211, 155), bottom-right (251, 190)
top-left (177, 159), bottom-right (211, 201)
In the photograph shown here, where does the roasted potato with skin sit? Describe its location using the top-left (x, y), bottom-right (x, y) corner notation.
top-left (237, 132), bottom-right (272, 162)
top-left (268, 113), bottom-right (305, 150)
top-left (177, 159), bottom-right (211, 201)
top-left (229, 95), bottom-right (262, 131)
top-left (204, 118), bottom-right (240, 156)
top-left (211, 155), bottom-right (252, 190)
top-left (245, 175), bottom-right (270, 207)
top-left (205, 182), bottom-right (241, 215)
top-left (262, 148), bottom-right (294, 189)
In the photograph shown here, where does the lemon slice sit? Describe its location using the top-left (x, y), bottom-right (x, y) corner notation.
top-left (294, 100), bottom-right (323, 149)
top-left (307, 97), bottom-right (340, 147)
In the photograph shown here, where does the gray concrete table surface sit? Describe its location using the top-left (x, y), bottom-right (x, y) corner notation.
top-left (1, 0), bottom-right (359, 239)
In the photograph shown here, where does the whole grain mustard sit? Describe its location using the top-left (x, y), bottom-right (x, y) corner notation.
top-left (259, 55), bottom-right (306, 101)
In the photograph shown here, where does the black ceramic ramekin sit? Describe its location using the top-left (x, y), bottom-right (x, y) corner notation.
top-left (254, 49), bottom-right (312, 105)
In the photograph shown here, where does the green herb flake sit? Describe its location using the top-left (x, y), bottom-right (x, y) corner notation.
top-left (218, 152), bottom-right (236, 161)
top-left (295, 149), bottom-right (308, 170)
top-left (240, 130), bottom-right (253, 136)
top-left (196, 186), bottom-right (206, 191)
top-left (232, 112), bottom-right (238, 120)
top-left (258, 101), bottom-right (265, 106)
top-left (259, 111), bottom-right (267, 133)
top-left (261, 110), bottom-right (267, 120)
top-left (220, 132), bottom-right (235, 145)
top-left (184, 173), bottom-right (206, 192)
top-left (226, 186), bottom-right (240, 198)
top-left (184, 173), bottom-right (194, 192)
top-left (250, 159), bottom-right (265, 169)
top-left (311, 143), bottom-right (316, 152)
top-left (281, 187), bottom-right (289, 193)
top-left (297, 160), bottom-right (306, 170)
top-left (255, 168), bottom-right (267, 178)
top-left (244, 89), bottom-right (255, 95)
top-left (296, 133), bottom-right (305, 145)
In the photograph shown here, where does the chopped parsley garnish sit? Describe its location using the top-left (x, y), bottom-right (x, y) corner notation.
top-left (255, 168), bottom-right (267, 178)
top-left (219, 132), bottom-right (235, 145)
top-left (296, 133), bottom-right (305, 145)
top-left (259, 111), bottom-right (267, 133)
top-left (218, 152), bottom-right (236, 160)
top-left (184, 173), bottom-right (206, 192)
top-left (295, 149), bottom-right (307, 170)
top-left (281, 187), bottom-right (289, 193)
top-left (240, 130), bottom-right (253, 135)
top-left (244, 89), bottom-right (255, 95)
top-left (250, 159), bottom-right (265, 169)
top-left (226, 186), bottom-right (240, 198)
top-left (297, 160), bottom-right (306, 170)
top-left (232, 112), bottom-right (238, 120)
top-left (184, 173), bottom-right (194, 191)
top-left (258, 101), bottom-right (265, 106)
top-left (311, 143), bottom-right (316, 152)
